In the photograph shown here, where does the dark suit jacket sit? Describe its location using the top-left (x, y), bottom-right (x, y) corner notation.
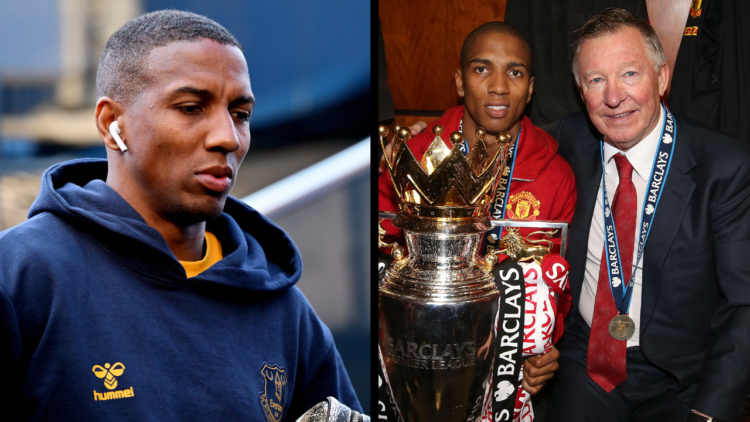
top-left (556, 111), bottom-right (750, 422)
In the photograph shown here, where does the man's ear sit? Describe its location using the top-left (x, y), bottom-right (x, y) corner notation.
top-left (527, 76), bottom-right (535, 103)
top-left (96, 97), bottom-right (126, 152)
top-left (455, 69), bottom-right (465, 97)
top-left (657, 62), bottom-right (670, 97)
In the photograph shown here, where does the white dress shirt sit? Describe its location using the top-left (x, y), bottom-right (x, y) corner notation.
top-left (579, 106), bottom-right (665, 348)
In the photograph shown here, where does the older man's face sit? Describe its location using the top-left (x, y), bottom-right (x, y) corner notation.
top-left (576, 26), bottom-right (668, 151)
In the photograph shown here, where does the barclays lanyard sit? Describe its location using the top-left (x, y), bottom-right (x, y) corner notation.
top-left (600, 103), bottom-right (675, 339)
top-left (458, 118), bottom-right (521, 221)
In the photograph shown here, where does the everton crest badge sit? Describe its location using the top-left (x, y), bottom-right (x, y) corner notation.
top-left (260, 363), bottom-right (287, 422)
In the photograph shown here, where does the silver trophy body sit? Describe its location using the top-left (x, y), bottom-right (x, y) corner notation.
top-left (380, 221), bottom-right (498, 422)
top-left (378, 125), bottom-right (513, 422)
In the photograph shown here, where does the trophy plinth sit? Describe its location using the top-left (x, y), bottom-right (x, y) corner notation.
top-left (379, 125), bottom-right (514, 421)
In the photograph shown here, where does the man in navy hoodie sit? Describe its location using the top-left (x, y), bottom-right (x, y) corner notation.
top-left (0, 10), bottom-right (361, 421)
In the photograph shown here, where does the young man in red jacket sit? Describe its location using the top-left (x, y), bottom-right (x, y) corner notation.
top-left (378, 21), bottom-right (577, 407)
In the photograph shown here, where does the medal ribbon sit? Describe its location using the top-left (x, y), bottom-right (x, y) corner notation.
top-left (488, 128), bottom-right (519, 221)
top-left (600, 103), bottom-right (676, 314)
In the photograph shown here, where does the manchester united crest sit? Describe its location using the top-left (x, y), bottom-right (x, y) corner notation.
top-left (506, 191), bottom-right (541, 220)
top-left (260, 363), bottom-right (287, 422)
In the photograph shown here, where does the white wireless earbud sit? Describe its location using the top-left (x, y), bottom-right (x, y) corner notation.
top-left (109, 121), bottom-right (128, 152)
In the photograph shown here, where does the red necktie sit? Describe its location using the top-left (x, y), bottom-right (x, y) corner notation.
top-left (587, 153), bottom-right (636, 392)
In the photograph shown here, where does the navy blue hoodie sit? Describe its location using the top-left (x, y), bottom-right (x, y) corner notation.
top-left (0, 159), bottom-right (361, 421)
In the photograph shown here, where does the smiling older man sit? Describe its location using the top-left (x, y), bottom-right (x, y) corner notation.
top-left (545, 7), bottom-right (750, 422)
top-left (0, 10), bottom-right (360, 421)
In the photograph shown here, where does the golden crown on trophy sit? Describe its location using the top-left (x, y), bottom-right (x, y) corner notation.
top-left (379, 124), bottom-right (515, 219)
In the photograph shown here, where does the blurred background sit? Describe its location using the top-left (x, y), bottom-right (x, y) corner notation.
top-left (0, 0), bottom-right (370, 413)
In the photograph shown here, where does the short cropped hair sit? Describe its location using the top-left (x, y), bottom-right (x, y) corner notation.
top-left (95, 9), bottom-right (241, 104)
top-left (571, 7), bottom-right (666, 85)
top-left (460, 21), bottom-right (533, 76)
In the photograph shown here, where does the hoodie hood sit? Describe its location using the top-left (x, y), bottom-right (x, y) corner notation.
top-left (419, 106), bottom-right (560, 181)
top-left (27, 158), bottom-right (301, 292)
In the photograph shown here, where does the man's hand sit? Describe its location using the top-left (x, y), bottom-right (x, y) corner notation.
top-left (522, 345), bottom-right (560, 395)
top-left (378, 121), bottom-right (428, 174)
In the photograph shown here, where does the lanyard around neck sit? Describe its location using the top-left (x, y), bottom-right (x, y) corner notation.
top-left (599, 103), bottom-right (676, 314)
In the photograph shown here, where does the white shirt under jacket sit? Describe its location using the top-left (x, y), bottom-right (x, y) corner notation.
top-left (579, 106), bottom-right (665, 348)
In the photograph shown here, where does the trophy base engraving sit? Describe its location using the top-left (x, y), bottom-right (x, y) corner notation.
top-left (379, 227), bottom-right (498, 422)
top-left (379, 291), bottom-right (496, 422)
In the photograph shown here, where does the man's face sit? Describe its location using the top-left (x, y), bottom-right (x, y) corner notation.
top-left (455, 31), bottom-right (534, 136)
top-left (122, 39), bottom-right (254, 225)
top-left (576, 27), bottom-right (668, 151)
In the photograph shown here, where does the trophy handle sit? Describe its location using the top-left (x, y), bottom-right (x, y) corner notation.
top-left (377, 218), bottom-right (398, 250)
top-left (378, 218), bottom-right (409, 271)
top-left (478, 246), bottom-right (498, 274)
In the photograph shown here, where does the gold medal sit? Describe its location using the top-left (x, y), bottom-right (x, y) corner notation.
top-left (608, 314), bottom-right (635, 341)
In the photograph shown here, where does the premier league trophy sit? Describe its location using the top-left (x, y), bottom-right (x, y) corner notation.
top-left (378, 124), bottom-right (514, 422)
